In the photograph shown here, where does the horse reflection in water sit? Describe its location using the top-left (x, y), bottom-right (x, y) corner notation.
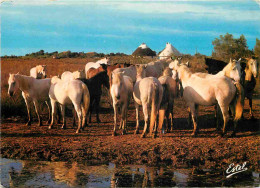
top-left (7, 160), bottom-right (180, 188)
top-left (6, 160), bottom-right (256, 187)
top-left (110, 165), bottom-right (176, 187)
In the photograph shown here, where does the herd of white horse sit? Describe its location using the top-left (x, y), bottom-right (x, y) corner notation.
top-left (8, 57), bottom-right (258, 138)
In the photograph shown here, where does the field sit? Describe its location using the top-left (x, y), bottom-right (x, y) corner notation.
top-left (1, 56), bottom-right (260, 173)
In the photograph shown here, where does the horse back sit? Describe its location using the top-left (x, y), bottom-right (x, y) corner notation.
top-left (31, 78), bottom-right (51, 100)
top-left (183, 75), bottom-right (235, 106)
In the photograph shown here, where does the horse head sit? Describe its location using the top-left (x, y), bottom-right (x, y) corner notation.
top-left (8, 73), bottom-right (19, 97)
top-left (111, 72), bottom-right (124, 100)
top-left (228, 58), bottom-right (242, 82)
top-left (100, 64), bottom-right (108, 72)
top-left (36, 65), bottom-right (47, 78)
top-left (169, 58), bottom-right (182, 70)
top-left (247, 58), bottom-right (258, 78)
top-left (136, 64), bottom-right (147, 80)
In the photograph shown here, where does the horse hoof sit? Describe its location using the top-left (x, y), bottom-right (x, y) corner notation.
top-left (112, 132), bottom-right (117, 136)
top-left (122, 130), bottom-right (126, 135)
top-left (152, 134), bottom-right (157, 139)
top-left (76, 129), bottom-right (81, 133)
top-left (140, 134), bottom-right (145, 138)
top-left (26, 122), bottom-right (31, 126)
top-left (191, 132), bottom-right (197, 137)
top-left (61, 125), bottom-right (66, 129)
top-left (38, 123), bottom-right (42, 127)
top-left (134, 130), bottom-right (139, 135)
top-left (48, 126), bottom-right (52, 129)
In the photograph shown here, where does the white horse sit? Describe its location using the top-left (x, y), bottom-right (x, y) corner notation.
top-left (170, 60), bottom-right (243, 136)
top-left (158, 69), bottom-right (177, 134)
top-left (85, 57), bottom-right (110, 78)
top-left (112, 65), bottom-right (137, 82)
top-left (48, 76), bottom-right (90, 133)
top-left (133, 65), bottom-right (163, 138)
top-left (30, 65), bottom-right (47, 79)
top-left (61, 70), bottom-right (85, 82)
top-left (110, 72), bottom-right (133, 136)
top-left (8, 73), bottom-right (51, 126)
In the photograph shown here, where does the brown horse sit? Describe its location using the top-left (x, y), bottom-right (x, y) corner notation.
top-left (107, 63), bottom-right (130, 84)
top-left (242, 58), bottom-right (258, 118)
top-left (158, 69), bottom-right (177, 134)
top-left (77, 71), bottom-right (110, 123)
top-left (86, 64), bottom-right (107, 79)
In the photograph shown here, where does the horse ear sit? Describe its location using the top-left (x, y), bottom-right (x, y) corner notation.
top-left (177, 57), bottom-right (182, 60)
top-left (186, 61), bottom-right (190, 67)
top-left (17, 72), bottom-right (20, 75)
top-left (238, 58), bottom-right (241, 62)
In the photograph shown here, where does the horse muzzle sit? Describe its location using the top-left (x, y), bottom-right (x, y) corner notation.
top-left (8, 91), bottom-right (14, 97)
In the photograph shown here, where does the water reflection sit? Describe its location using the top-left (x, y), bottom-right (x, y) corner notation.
top-left (0, 158), bottom-right (259, 187)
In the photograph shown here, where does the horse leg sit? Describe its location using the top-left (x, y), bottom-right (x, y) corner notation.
top-left (112, 103), bottom-right (118, 136)
top-left (60, 104), bottom-right (66, 129)
top-left (88, 100), bottom-right (93, 123)
top-left (49, 99), bottom-right (56, 129)
top-left (81, 104), bottom-right (87, 130)
top-left (96, 96), bottom-right (101, 123)
top-left (219, 105), bottom-right (230, 137)
top-left (249, 98), bottom-right (254, 119)
top-left (45, 100), bottom-right (51, 124)
top-left (165, 108), bottom-right (170, 133)
top-left (121, 103), bottom-right (127, 135)
top-left (187, 107), bottom-right (192, 127)
top-left (22, 93), bottom-right (31, 126)
top-left (189, 103), bottom-right (198, 136)
top-left (72, 109), bottom-right (77, 127)
top-left (158, 109), bottom-right (165, 136)
top-left (141, 104), bottom-right (149, 138)
top-left (170, 102), bottom-right (174, 132)
top-left (134, 103), bottom-right (140, 135)
top-left (74, 105), bottom-right (83, 134)
top-left (33, 100), bottom-right (42, 126)
top-left (216, 104), bottom-right (222, 131)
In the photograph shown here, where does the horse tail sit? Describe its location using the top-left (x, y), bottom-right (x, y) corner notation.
top-left (158, 84), bottom-right (168, 133)
top-left (231, 82), bottom-right (244, 121)
top-left (81, 83), bottom-right (90, 116)
top-left (150, 82), bottom-right (160, 135)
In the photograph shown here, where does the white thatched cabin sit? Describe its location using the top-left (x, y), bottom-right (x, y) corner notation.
top-left (158, 42), bottom-right (181, 59)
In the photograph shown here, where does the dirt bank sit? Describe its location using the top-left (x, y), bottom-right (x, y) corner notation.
top-left (1, 97), bottom-right (259, 172)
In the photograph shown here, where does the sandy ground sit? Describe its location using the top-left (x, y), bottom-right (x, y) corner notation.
top-left (1, 95), bottom-right (259, 172)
